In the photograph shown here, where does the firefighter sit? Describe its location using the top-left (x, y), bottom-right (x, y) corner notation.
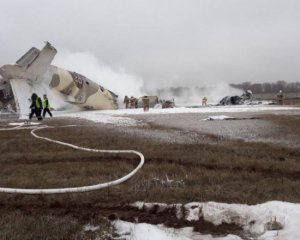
top-left (29, 93), bottom-right (43, 121)
top-left (142, 96), bottom-right (150, 112)
top-left (202, 97), bottom-right (208, 106)
top-left (43, 94), bottom-right (53, 117)
top-left (277, 90), bottom-right (284, 105)
top-left (130, 96), bottom-right (136, 109)
top-left (123, 95), bottom-right (129, 109)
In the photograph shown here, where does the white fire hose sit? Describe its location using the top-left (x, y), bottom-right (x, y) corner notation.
top-left (0, 125), bottom-right (145, 194)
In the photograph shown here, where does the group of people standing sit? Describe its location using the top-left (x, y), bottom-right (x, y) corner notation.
top-left (29, 93), bottom-right (52, 121)
top-left (123, 96), bottom-right (138, 109)
top-left (123, 95), bottom-right (150, 112)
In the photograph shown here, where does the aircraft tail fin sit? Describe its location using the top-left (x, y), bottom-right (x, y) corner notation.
top-left (16, 42), bottom-right (57, 78)
top-left (16, 47), bottom-right (40, 69)
top-left (26, 42), bottom-right (57, 77)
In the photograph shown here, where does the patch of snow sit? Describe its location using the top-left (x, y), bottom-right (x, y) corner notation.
top-left (200, 201), bottom-right (288, 237)
top-left (131, 201), bottom-right (145, 210)
top-left (97, 105), bottom-right (299, 116)
top-left (57, 105), bottom-right (299, 126)
top-left (184, 203), bottom-right (202, 221)
top-left (154, 103), bottom-right (163, 109)
top-left (8, 122), bottom-right (41, 126)
top-left (62, 111), bottom-right (141, 126)
top-left (175, 204), bottom-right (184, 220)
top-left (114, 220), bottom-right (190, 240)
top-left (83, 224), bottom-right (100, 232)
top-left (127, 201), bottom-right (300, 239)
top-left (113, 220), bottom-right (243, 240)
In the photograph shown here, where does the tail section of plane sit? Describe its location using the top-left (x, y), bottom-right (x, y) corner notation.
top-left (25, 42), bottom-right (57, 78)
top-left (15, 42), bottom-right (57, 79)
top-left (4, 42), bottom-right (58, 116)
top-left (16, 47), bottom-right (40, 69)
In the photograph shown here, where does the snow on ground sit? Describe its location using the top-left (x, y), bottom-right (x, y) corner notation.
top-left (0, 122), bottom-right (42, 131)
top-left (8, 122), bottom-right (41, 126)
top-left (114, 201), bottom-right (300, 240)
top-left (95, 105), bottom-right (299, 116)
top-left (113, 220), bottom-right (241, 240)
top-left (60, 105), bottom-right (299, 126)
top-left (62, 111), bottom-right (142, 126)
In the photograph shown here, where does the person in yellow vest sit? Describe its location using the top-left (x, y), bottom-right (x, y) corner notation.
top-left (202, 97), bottom-right (208, 106)
top-left (29, 93), bottom-right (43, 120)
top-left (42, 94), bottom-right (53, 117)
top-left (276, 90), bottom-right (284, 105)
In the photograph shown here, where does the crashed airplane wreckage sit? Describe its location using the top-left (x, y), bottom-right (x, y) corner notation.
top-left (219, 90), bottom-right (253, 105)
top-left (0, 42), bottom-right (118, 116)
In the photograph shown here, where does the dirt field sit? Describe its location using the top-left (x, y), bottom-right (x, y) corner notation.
top-left (0, 112), bottom-right (299, 239)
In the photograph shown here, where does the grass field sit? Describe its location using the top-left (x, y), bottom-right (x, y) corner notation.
top-left (0, 114), bottom-right (299, 239)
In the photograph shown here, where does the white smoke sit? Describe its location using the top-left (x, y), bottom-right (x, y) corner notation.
top-left (193, 83), bottom-right (243, 105)
top-left (52, 48), bottom-right (242, 107)
top-left (52, 49), bottom-right (145, 105)
top-left (152, 83), bottom-right (243, 106)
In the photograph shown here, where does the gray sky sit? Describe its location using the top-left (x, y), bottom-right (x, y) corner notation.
top-left (1, 0), bottom-right (300, 91)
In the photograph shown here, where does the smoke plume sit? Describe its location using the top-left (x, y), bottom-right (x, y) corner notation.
top-left (53, 49), bottom-right (145, 104)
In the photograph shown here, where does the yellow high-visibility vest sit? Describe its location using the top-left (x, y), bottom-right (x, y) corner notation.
top-left (43, 100), bottom-right (50, 108)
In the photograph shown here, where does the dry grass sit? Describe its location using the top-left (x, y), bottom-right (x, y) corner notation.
top-left (0, 212), bottom-right (80, 240)
top-left (0, 118), bottom-right (299, 205)
top-left (0, 116), bottom-right (299, 239)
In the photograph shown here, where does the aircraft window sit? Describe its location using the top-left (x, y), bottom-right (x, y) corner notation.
top-left (86, 81), bottom-right (89, 85)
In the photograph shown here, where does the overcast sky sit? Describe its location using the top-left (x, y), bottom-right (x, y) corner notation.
top-left (1, 0), bottom-right (300, 91)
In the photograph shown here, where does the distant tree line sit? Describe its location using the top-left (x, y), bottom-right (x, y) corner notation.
top-left (230, 81), bottom-right (300, 93)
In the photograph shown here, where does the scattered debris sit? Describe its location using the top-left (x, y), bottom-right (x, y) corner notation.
top-left (153, 100), bottom-right (175, 109)
top-left (203, 115), bottom-right (235, 121)
top-left (265, 217), bottom-right (284, 231)
top-left (161, 99), bottom-right (175, 108)
top-left (203, 115), bottom-right (261, 121)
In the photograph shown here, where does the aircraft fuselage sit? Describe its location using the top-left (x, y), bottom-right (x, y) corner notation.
top-left (0, 43), bottom-right (118, 113)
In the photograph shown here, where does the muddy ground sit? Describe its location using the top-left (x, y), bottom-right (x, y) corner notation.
top-left (0, 110), bottom-right (299, 239)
